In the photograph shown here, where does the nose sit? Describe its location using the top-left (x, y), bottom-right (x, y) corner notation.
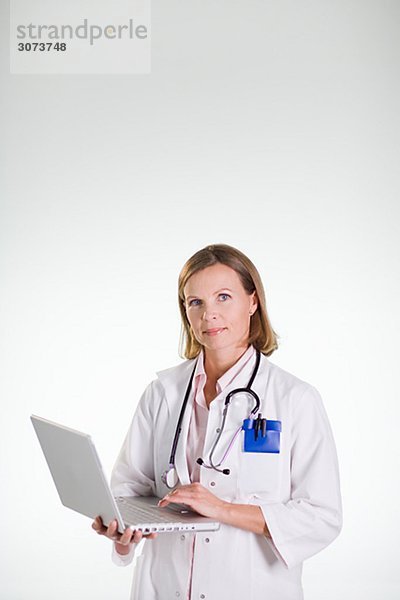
top-left (201, 305), bottom-right (218, 322)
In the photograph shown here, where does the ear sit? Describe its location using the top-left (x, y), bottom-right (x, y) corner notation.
top-left (249, 291), bottom-right (258, 316)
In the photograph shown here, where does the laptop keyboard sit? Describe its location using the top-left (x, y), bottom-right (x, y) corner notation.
top-left (115, 496), bottom-right (219, 533)
top-left (116, 497), bottom-right (187, 525)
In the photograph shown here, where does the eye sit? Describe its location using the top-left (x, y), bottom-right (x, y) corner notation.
top-left (188, 298), bottom-right (201, 307)
top-left (218, 293), bottom-right (231, 302)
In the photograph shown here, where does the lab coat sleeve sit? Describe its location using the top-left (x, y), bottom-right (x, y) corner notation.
top-left (111, 538), bottom-right (145, 568)
top-left (258, 384), bottom-right (343, 569)
top-left (110, 380), bottom-right (160, 566)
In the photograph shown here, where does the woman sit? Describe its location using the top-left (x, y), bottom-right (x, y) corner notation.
top-left (92, 244), bottom-right (342, 600)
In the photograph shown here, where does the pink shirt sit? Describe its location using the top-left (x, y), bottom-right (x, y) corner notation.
top-left (185, 345), bottom-right (256, 598)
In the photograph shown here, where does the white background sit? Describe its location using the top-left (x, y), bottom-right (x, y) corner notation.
top-left (1, 1), bottom-right (399, 599)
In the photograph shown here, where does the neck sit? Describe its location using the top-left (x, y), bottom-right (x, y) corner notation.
top-left (203, 344), bottom-right (250, 381)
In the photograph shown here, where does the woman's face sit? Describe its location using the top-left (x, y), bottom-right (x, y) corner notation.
top-left (183, 263), bottom-right (258, 354)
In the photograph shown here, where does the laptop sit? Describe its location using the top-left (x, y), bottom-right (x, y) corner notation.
top-left (31, 415), bottom-right (220, 535)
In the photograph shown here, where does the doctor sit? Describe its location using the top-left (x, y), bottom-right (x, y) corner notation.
top-left (92, 243), bottom-right (342, 600)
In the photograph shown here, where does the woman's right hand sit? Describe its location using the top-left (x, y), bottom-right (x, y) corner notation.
top-left (92, 516), bottom-right (158, 555)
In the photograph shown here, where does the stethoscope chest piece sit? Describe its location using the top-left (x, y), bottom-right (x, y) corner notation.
top-left (162, 466), bottom-right (179, 489)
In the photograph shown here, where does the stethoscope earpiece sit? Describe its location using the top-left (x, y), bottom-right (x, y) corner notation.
top-left (196, 457), bottom-right (230, 476)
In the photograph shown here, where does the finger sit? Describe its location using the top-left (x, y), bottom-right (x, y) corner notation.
top-left (118, 527), bottom-right (134, 546)
top-left (162, 489), bottom-right (197, 503)
top-left (132, 529), bottom-right (144, 544)
top-left (159, 492), bottom-right (194, 506)
top-left (106, 519), bottom-right (119, 539)
top-left (158, 497), bottom-right (170, 506)
top-left (158, 487), bottom-right (185, 505)
top-left (92, 516), bottom-right (107, 534)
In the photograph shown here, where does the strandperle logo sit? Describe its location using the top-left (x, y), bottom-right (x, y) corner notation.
top-left (10, 0), bottom-right (151, 74)
top-left (16, 18), bottom-right (148, 46)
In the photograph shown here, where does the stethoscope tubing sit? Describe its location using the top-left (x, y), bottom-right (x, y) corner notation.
top-left (167, 363), bottom-right (197, 467)
top-left (168, 348), bottom-right (261, 472)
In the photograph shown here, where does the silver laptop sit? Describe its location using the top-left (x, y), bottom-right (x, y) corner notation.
top-left (31, 415), bottom-right (220, 534)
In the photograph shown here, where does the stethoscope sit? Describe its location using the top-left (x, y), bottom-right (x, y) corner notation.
top-left (161, 349), bottom-right (262, 489)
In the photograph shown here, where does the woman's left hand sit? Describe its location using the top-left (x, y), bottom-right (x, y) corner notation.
top-left (158, 482), bottom-right (227, 520)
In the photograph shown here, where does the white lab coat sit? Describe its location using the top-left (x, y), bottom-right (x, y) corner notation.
top-left (111, 352), bottom-right (342, 600)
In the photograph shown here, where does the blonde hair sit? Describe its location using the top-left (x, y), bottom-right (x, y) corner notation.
top-left (178, 244), bottom-right (279, 359)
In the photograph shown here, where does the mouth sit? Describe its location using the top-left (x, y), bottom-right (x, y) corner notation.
top-left (203, 327), bottom-right (226, 336)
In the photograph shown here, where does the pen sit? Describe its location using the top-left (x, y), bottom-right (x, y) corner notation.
top-left (261, 419), bottom-right (266, 437)
top-left (254, 416), bottom-right (259, 441)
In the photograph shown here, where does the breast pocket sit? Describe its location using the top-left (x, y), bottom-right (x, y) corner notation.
top-left (238, 449), bottom-right (281, 495)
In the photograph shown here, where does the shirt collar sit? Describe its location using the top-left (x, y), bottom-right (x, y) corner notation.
top-left (193, 344), bottom-right (256, 392)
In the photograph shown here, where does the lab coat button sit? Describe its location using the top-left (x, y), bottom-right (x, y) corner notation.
top-left (216, 428), bottom-right (220, 433)
top-left (210, 481), bottom-right (216, 487)
top-left (175, 592), bottom-right (180, 597)
top-left (200, 595), bottom-right (206, 599)
top-left (205, 537), bottom-right (210, 543)
top-left (180, 535), bottom-right (185, 540)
